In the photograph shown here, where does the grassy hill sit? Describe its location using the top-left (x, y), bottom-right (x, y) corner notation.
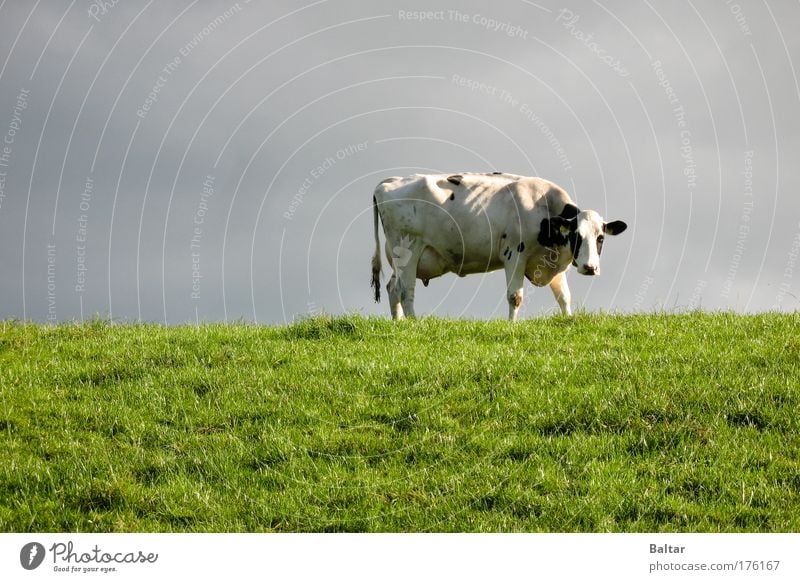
top-left (0, 313), bottom-right (798, 532)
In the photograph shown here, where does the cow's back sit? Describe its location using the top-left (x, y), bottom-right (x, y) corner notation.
top-left (373, 173), bottom-right (573, 278)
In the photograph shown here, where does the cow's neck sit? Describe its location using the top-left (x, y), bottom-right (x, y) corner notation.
top-left (525, 244), bottom-right (572, 287)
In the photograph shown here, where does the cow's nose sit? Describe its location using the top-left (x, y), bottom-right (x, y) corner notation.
top-left (582, 265), bottom-right (597, 275)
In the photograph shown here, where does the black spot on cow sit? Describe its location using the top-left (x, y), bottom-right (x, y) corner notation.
top-left (517, 242), bottom-right (525, 253)
top-left (569, 231), bottom-right (583, 266)
top-left (560, 203), bottom-right (580, 219)
top-left (449, 192), bottom-right (455, 201)
top-left (492, 171), bottom-right (503, 175)
top-left (537, 217), bottom-right (574, 248)
top-left (447, 175), bottom-right (462, 186)
top-left (422, 279), bottom-right (430, 287)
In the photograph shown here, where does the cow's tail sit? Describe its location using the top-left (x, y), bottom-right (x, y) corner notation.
top-left (371, 195), bottom-right (382, 302)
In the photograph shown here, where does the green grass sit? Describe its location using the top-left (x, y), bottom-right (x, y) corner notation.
top-left (0, 313), bottom-right (798, 532)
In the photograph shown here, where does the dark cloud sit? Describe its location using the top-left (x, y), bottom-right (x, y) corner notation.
top-left (0, 0), bottom-right (798, 323)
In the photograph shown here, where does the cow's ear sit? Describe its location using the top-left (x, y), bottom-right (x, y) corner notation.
top-left (604, 220), bottom-right (628, 235)
top-left (538, 217), bottom-right (570, 247)
top-left (560, 203), bottom-right (580, 220)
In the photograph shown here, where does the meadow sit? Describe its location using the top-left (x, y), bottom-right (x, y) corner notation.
top-left (0, 312), bottom-right (798, 532)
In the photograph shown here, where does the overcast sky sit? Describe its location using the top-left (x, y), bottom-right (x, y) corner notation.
top-left (0, 0), bottom-right (798, 324)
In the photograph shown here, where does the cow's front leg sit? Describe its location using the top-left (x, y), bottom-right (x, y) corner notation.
top-left (549, 271), bottom-right (572, 315)
top-left (504, 259), bottom-right (526, 322)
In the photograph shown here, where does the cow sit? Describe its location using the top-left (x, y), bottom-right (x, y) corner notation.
top-left (370, 172), bottom-right (627, 321)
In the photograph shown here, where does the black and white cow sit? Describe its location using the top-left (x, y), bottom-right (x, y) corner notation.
top-left (370, 172), bottom-right (627, 320)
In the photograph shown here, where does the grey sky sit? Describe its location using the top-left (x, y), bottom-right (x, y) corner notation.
top-left (0, 0), bottom-right (798, 324)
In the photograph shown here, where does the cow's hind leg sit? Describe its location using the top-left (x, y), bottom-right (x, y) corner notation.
top-left (385, 237), bottom-right (424, 319)
top-left (385, 240), bottom-right (405, 320)
top-left (549, 271), bottom-right (572, 315)
top-left (396, 240), bottom-right (425, 318)
top-left (387, 274), bottom-right (403, 320)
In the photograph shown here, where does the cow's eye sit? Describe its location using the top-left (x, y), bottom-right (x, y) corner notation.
top-left (597, 235), bottom-right (605, 244)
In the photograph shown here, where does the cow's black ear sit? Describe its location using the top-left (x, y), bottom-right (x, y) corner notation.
top-left (538, 217), bottom-right (570, 247)
top-left (604, 220), bottom-right (628, 235)
top-left (560, 203), bottom-right (580, 220)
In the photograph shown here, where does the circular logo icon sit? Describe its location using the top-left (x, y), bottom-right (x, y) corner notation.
top-left (20, 542), bottom-right (46, 570)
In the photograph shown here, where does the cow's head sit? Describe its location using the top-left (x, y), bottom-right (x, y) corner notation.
top-left (538, 204), bottom-right (627, 276)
